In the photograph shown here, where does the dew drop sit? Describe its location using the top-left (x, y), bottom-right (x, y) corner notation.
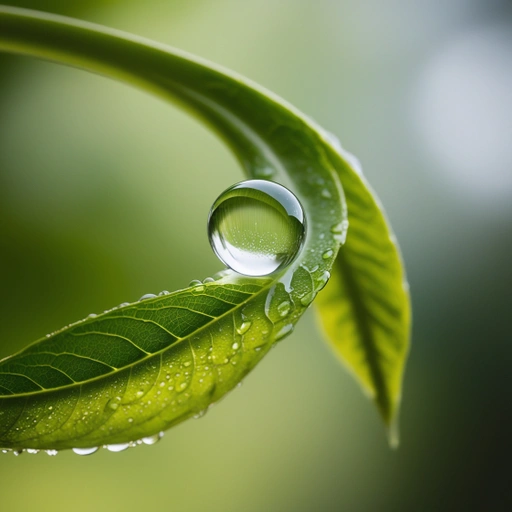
top-left (208, 180), bottom-right (306, 276)
top-left (45, 449), bottom-right (58, 456)
top-left (203, 277), bottom-right (215, 284)
top-left (158, 290), bottom-right (170, 296)
top-left (141, 432), bottom-right (164, 445)
top-left (26, 449), bottom-right (39, 454)
top-left (13, 450), bottom-right (23, 456)
top-left (322, 249), bottom-right (334, 259)
top-left (236, 321), bottom-right (252, 335)
top-left (139, 293), bottom-right (157, 301)
top-left (232, 342), bottom-right (240, 350)
top-left (277, 301), bottom-right (291, 317)
top-left (316, 271), bottom-right (331, 291)
top-left (73, 447), bottom-right (99, 456)
top-left (106, 443), bottom-right (130, 452)
top-left (275, 324), bottom-right (294, 341)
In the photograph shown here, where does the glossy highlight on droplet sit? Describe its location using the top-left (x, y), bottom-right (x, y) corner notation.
top-left (208, 180), bottom-right (306, 276)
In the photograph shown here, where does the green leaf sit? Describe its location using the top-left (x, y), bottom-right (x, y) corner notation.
top-left (314, 143), bottom-right (411, 445)
top-left (0, 7), bottom-right (410, 452)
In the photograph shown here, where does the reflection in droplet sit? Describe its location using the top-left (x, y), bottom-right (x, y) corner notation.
top-left (208, 180), bottom-right (306, 276)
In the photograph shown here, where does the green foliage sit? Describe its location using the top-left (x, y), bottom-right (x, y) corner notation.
top-left (0, 7), bottom-right (410, 451)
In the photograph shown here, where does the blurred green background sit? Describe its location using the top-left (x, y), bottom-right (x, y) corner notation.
top-left (1, 0), bottom-right (511, 510)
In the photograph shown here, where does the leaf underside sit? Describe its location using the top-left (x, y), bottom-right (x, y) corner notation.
top-left (0, 7), bottom-right (410, 451)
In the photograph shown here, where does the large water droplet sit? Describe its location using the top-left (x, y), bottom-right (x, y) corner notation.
top-left (208, 180), bottom-right (306, 276)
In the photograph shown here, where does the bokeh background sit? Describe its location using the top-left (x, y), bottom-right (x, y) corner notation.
top-left (1, 1), bottom-right (511, 510)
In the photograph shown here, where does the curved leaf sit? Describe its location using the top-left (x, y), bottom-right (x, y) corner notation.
top-left (314, 141), bottom-right (410, 445)
top-left (0, 7), bottom-right (410, 451)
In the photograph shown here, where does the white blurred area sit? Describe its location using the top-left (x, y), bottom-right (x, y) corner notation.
top-left (413, 24), bottom-right (512, 205)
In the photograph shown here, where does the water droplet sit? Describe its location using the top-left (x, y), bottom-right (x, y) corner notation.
top-left (277, 301), bottom-right (291, 317)
top-left (158, 290), bottom-right (170, 296)
top-left (203, 277), bottom-right (215, 283)
top-left (321, 189), bottom-right (332, 198)
top-left (316, 271), bottom-right (331, 291)
top-left (106, 397), bottom-right (121, 411)
top-left (236, 321), bottom-right (252, 335)
top-left (300, 291), bottom-right (316, 306)
top-left (139, 293), bottom-right (157, 301)
top-left (26, 449), bottom-right (39, 454)
top-left (322, 249), bottom-right (333, 259)
top-left (208, 180), bottom-right (306, 276)
top-left (106, 443), bottom-right (130, 452)
top-left (13, 449), bottom-right (23, 456)
top-left (45, 449), bottom-right (58, 456)
top-left (87, 313), bottom-right (97, 319)
top-left (119, 302), bottom-right (130, 308)
top-left (331, 220), bottom-right (349, 243)
top-left (193, 409), bottom-right (207, 419)
top-left (189, 279), bottom-right (202, 287)
top-left (141, 432), bottom-right (164, 445)
top-left (135, 390), bottom-right (144, 398)
top-left (232, 342), bottom-right (240, 350)
top-left (73, 447), bottom-right (99, 456)
top-left (275, 324), bottom-right (294, 341)
top-left (183, 361), bottom-right (192, 367)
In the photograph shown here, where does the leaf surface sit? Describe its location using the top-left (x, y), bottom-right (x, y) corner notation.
top-left (0, 6), bottom-right (410, 451)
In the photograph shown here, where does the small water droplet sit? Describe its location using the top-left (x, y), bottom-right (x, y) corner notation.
top-left (277, 301), bottom-right (291, 317)
top-left (232, 342), bottom-right (240, 350)
top-left (316, 271), bottom-right (331, 291)
top-left (300, 291), bottom-right (316, 306)
top-left (275, 324), bottom-right (294, 341)
top-left (119, 302), bottom-right (130, 308)
top-left (189, 279), bottom-right (202, 287)
top-left (13, 449), bottom-right (23, 456)
top-left (26, 448), bottom-right (39, 454)
top-left (46, 449), bottom-right (58, 456)
top-left (322, 249), bottom-right (333, 259)
top-left (208, 180), bottom-right (306, 276)
top-left (139, 293), bottom-right (157, 301)
top-left (236, 321), bottom-right (252, 335)
top-left (106, 397), bottom-right (121, 411)
top-left (135, 390), bottom-right (144, 398)
top-left (183, 361), bottom-right (191, 367)
top-left (141, 432), bottom-right (164, 445)
top-left (193, 409), bottom-right (207, 419)
top-left (106, 443), bottom-right (130, 452)
top-left (87, 313), bottom-right (97, 319)
top-left (321, 189), bottom-right (332, 198)
top-left (158, 290), bottom-right (170, 296)
top-left (73, 447), bottom-right (99, 456)
top-left (203, 277), bottom-right (215, 283)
